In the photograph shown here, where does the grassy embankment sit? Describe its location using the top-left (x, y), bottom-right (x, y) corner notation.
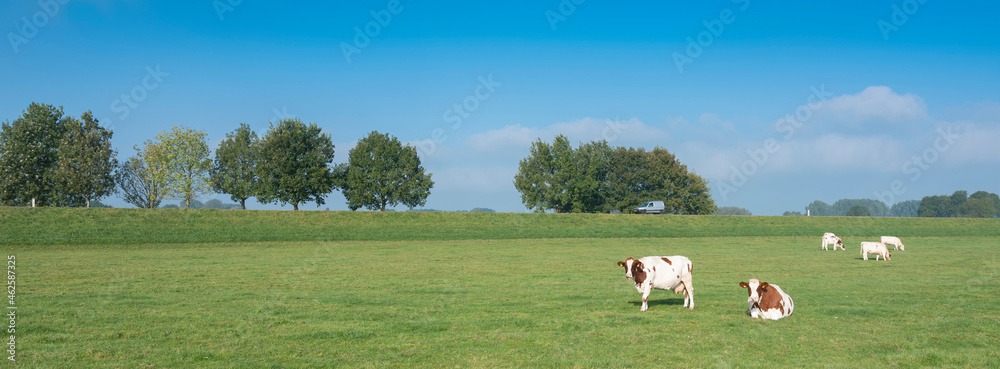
top-left (1, 208), bottom-right (998, 367)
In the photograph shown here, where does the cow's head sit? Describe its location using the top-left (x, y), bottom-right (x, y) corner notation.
top-left (617, 257), bottom-right (644, 280)
top-left (836, 239), bottom-right (845, 250)
top-left (886, 250), bottom-right (891, 261)
top-left (739, 279), bottom-right (769, 303)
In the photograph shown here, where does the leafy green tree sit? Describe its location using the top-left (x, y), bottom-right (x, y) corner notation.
top-left (570, 140), bottom-right (612, 213)
top-left (805, 200), bottom-right (834, 216)
top-left (117, 147), bottom-right (170, 209)
top-left (783, 211), bottom-right (804, 216)
top-left (0, 103), bottom-right (70, 206)
top-left (51, 111), bottom-right (117, 207)
top-left (337, 131), bottom-right (434, 211)
top-left (846, 205), bottom-right (872, 217)
top-left (646, 147), bottom-right (715, 215)
top-left (514, 138), bottom-right (558, 213)
top-left (256, 118), bottom-right (335, 210)
top-left (968, 191), bottom-right (999, 218)
top-left (606, 147), bottom-right (649, 213)
top-left (958, 197), bottom-right (996, 218)
top-left (715, 206), bottom-right (752, 216)
top-left (889, 199), bottom-right (921, 217)
top-left (515, 138), bottom-right (715, 214)
top-left (917, 195), bottom-right (951, 217)
top-left (211, 123), bottom-right (258, 210)
top-left (147, 126), bottom-right (213, 209)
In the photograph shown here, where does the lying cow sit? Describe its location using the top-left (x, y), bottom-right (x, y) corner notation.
top-left (881, 236), bottom-right (905, 251)
top-left (822, 232), bottom-right (845, 250)
top-left (738, 279), bottom-right (794, 320)
top-left (617, 256), bottom-right (694, 311)
top-left (861, 241), bottom-right (891, 261)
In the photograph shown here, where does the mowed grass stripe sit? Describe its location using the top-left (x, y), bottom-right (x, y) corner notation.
top-left (2, 207), bottom-right (999, 246)
top-left (8, 236), bottom-right (1000, 367)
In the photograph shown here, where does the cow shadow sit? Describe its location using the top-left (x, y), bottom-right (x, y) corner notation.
top-left (628, 298), bottom-right (685, 307)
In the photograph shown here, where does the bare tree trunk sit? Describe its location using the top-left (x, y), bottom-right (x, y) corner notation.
top-left (293, 202), bottom-right (299, 211)
top-left (240, 199), bottom-right (246, 210)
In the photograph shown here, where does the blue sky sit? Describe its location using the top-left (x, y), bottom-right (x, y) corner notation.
top-left (2, 0), bottom-right (998, 214)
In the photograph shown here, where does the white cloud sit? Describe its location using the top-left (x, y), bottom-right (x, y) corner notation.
top-left (822, 86), bottom-right (928, 124)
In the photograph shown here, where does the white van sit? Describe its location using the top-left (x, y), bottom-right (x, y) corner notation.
top-left (633, 201), bottom-right (665, 214)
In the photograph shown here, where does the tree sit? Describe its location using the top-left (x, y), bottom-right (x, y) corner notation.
top-left (805, 200), bottom-right (834, 216)
top-left (969, 191), bottom-right (1000, 218)
top-left (117, 147), bottom-right (170, 209)
top-left (645, 147), bottom-right (715, 215)
top-left (846, 205), bottom-right (872, 217)
top-left (917, 195), bottom-right (951, 217)
top-left (515, 137), bottom-right (715, 214)
top-left (958, 197), bottom-right (996, 218)
top-left (147, 126), bottom-right (212, 209)
top-left (783, 211), bottom-right (804, 216)
top-left (889, 199), bottom-right (921, 217)
top-left (256, 118), bottom-right (335, 210)
top-left (513, 137), bottom-right (558, 213)
top-left (51, 111), bottom-right (117, 207)
top-left (337, 131), bottom-right (433, 211)
top-left (211, 123), bottom-right (258, 210)
top-left (0, 103), bottom-right (70, 206)
top-left (715, 206), bottom-right (752, 216)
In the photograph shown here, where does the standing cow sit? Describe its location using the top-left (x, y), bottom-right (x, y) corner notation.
top-left (822, 232), bottom-right (845, 250)
top-left (617, 256), bottom-right (694, 311)
top-left (738, 278), bottom-right (794, 320)
top-left (861, 241), bottom-right (891, 261)
top-left (881, 236), bottom-right (905, 250)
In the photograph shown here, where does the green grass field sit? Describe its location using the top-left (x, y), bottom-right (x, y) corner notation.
top-left (2, 208), bottom-right (999, 367)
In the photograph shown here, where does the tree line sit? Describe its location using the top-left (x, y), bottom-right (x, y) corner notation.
top-left (785, 190), bottom-right (999, 218)
top-left (0, 103), bottom-right (433, 211)
top-left (513, 135), bottom-right (716, 214)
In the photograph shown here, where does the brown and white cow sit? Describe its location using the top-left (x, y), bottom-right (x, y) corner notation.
top-left (822, 232), bottom-right (845, 250)
top-left (738, 278), bottom-right (794, 320)
top-left (617, 256), bottom-right (694, 311)
top-left (880, 236), bottom-right (905, 251)
top-left (861, 241), bottom-right (891, 261)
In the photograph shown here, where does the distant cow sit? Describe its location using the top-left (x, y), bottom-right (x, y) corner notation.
top-left (881, 236), bottom-right (905, 251)
top-left (617, 256), bottom-right (694, 312)
top-left (738, 278), bottom-right (794, 320)
top-left (822, 232), bottom-right (845, 250)
top-left (861, 241), bottom-right (891, 261)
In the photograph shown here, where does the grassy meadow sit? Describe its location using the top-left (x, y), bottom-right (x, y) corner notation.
top-left (2, 208), bottom-right (999, 367)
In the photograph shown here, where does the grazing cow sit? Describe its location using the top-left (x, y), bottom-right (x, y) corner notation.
top-left (822, 232), bottom-right (845, 250)
top-left (861, 241), bottom-right (891, 261)
top-left (617, 256), bottom-right (694, 311)
top-left (881, 236), bottom-right (905, 251)
top-left (738, 279), bottom-right (794, 320)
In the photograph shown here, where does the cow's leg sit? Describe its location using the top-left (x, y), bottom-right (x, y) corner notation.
top-left (640, 282), bottom-right (651, 311)
top-left (683, 275), bottom-right (694, 310)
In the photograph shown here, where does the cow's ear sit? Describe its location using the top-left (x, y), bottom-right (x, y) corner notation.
top-left (759, 282), bottom-right (769, 290)
top-left (739, 282), bottom-right (749, 288)
top-left (634, 261), bottom-right (643, 270)
top-left (617, 261), bottom-right (626, 268)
